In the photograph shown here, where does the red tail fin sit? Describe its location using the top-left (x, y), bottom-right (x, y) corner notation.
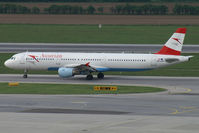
top-left (155, 28), bottom-right (186, 55)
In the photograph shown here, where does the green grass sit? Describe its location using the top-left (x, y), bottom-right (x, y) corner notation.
top-left (0, 53), bottom-right (198, 77)
top-left (0, 24), bottom-right (198, 44)
top-left (0, 83), bottom-right (165, 94)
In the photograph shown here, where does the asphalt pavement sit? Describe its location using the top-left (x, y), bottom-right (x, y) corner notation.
top-left (0, 43), bottom-right (199, 53)
top-left (0, 74), bottom-right (199, 133)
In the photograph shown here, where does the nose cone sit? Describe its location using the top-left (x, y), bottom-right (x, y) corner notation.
top-left (4, 60), bottom-right (10, 68)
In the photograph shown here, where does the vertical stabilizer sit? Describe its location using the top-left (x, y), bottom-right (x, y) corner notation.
top-left (155, 28), bottom-right (186, 55)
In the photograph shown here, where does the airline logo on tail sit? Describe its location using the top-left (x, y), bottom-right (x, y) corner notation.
top-left (155, 28), bottom-right (186, 55)
top-left (172, 38), bottom-right (181, 44)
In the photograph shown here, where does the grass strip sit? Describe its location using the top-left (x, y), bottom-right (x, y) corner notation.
top-left (0, 83), bottom-right (165, 94)
top-left (0, 24), bottom-right (198, 44)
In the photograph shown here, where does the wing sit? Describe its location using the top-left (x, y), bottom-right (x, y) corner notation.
top-left (63, 62), bottom-right (101, 75)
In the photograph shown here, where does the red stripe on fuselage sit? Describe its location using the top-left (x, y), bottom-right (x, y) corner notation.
top-left (155, 46), bottom-right (181, 55)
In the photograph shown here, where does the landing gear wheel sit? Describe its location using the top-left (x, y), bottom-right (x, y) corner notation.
top-left (97, 72), bottom-right (104, 79)
top-left (23, 74), bottom-right (27, 78)
top-left (86, 74), bottom-right (93, 80)
top-left (23, 69), bottom-right (28, 78)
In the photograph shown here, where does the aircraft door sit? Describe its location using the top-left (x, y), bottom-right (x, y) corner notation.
top-left (19, 52), bottom-right (29, 70)
top-left (19, 53), bottom-right (25, 64)
top-left (101, 54), bottom-right (106, 66)
top-left (151, 56), bottom-right (157, 67)
top-left (56, 53), bottom-right (61, 66)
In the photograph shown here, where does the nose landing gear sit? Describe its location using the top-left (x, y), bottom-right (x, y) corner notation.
top-left (23, 74), bottom-right (27, 78)
top-left (23, 70), bottom-right (28, 78)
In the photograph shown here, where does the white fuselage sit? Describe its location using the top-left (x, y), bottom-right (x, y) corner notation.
top-left (4, 52), bottom-right (189, 72)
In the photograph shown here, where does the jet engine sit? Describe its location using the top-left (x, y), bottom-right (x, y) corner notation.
top-left (58, 67), bottom-right (75, 78)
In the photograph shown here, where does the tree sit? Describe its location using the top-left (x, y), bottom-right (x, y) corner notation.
top-left (115, 5), bottom-right (123, 14)
top-left (195, 7), bottom-right (199, 15)
top-left (159, 5), bottom-right (168, 15)
top-left (97, 6), bottom-right (104, 14)
top-left (135, 6), bottom-right (143, 15)
top-left (79, 6), bottom-right (84, 14)
top-left (183, 5), bottom-right (191, 15)
top-left (44, 8), bottom-right (49, 14)
top-left (20, 6), bottom-right (31, 14)
top-left (110, 7), bottom-right (116, 14)
top-left (142, 4), bottom-right (151, 15)
top-left (150, 5), bottom-right (160, 15)
top-left (7, 4), bottom-right (17, 14)
top-left (32, 6), bottom-right (40, 14)
top-left (123, 4), bottom-right (132, 14)
top-left (47, 5), bottom-right (60, 14)
top-left (173, 4), bottom-right (183, 15)
top-left (45, 5), bottom-right (85, 14)
top-left (87, 5), bottom-right (96, 14)
top-left (0, 5), bottom-right (3, 13)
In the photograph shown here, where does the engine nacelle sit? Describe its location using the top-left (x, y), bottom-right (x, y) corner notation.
top-left (58, 67), bottom-right (74, 78)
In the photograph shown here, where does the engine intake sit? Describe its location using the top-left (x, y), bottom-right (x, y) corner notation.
top-left (58, 67), bottom-right (74, 78)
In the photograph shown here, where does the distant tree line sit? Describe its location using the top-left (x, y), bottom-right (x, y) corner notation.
top-left (1, 3), bottom-right (199, 15)
top-left (1, 0), bottom-right (199, 2)
top-left (0, 4), bottom-right (40, 14)
top-left (110, 4), bottom-right (168, 15)
top-left (44, 5), bottom-right (96, 14)
top-left (0, 0), bottom-right (150, 2)
top-left (173, 4), bottom-right (199, 15)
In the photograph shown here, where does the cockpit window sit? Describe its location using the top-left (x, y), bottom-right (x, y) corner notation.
top-left (10, 57), bottom-right (16, 60)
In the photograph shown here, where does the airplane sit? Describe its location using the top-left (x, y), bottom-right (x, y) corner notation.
top-left (4, 28), bottom-right (193, 80)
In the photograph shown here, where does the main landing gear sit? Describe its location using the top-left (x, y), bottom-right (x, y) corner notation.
top-left (86, 73), bottom-right (104, 80)
top-left (97, 72), bottom-right (104, 79)
top-left (86, 74), bottom-right (93, 80)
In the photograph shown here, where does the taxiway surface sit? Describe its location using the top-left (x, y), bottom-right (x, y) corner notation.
top-left (0, 43), bottom-right (199, 53)
top-left (0, 74), bottom-right (199, 133)
top-left (0, 74), bottom-right (198, 116)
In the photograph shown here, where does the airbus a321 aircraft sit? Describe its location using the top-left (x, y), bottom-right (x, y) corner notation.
top-left (4, 28), bottom-right (192, 80)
